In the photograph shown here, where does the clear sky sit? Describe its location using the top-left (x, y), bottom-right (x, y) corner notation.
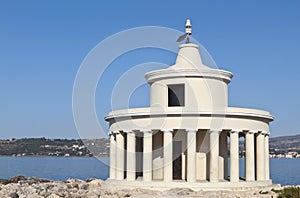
top-left (0, 0), bottom-right (300, 139)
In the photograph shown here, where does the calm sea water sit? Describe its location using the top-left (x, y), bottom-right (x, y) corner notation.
top-left (0, 157), bottom-right (299, 186)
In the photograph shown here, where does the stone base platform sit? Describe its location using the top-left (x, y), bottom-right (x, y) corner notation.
top-left (103, 179), bottom-right (279, 191)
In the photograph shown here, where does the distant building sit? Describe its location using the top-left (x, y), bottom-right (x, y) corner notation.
top-left (105, 22), bottom-right (274, 189)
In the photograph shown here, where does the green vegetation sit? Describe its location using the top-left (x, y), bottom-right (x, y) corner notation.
top-left (0, 138), bottom-right (109, 157)
top-left (272, 187), bottom-right (300, 198)
top-left (271, 188), bottom-right (281, 193)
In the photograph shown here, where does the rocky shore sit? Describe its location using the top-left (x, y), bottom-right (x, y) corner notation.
top-left (0, 176), bottom-right (296, 198)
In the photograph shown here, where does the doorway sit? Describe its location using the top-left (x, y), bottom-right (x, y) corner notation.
top-left (173, 141), bottom-right (182, 180)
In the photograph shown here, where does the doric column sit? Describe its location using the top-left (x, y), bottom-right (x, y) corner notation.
top-left (209, 130), bottom-right (220, 182)
top-left (219, 131), bottom-right (228, 180)
top-left (163, 130), bottom-right (173, 182)
top-left (256, 132), bottom-right (265, 181)
top-left (116, 131), bottom-right (125, 180)
top-left (245, 131), bottom-right (255, 181)
top-left (126, 132), bottom-right (136, 181)
top-left (143, 131), bottom-right (153, 181)
top-left (187, 129), bottom-right (197, 182)
top-left (265, 134), bottom-right (270, 180)
top-left (230, 131), bottom-right (239, 182)
top-left (109, 133), bottom-right (116, 179)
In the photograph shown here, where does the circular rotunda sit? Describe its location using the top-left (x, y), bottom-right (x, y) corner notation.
top-left (104, 26), bottom-right (274, 190)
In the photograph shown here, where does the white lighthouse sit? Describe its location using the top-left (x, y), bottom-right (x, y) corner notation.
top-left (105, 20), bottom-right (274, 190)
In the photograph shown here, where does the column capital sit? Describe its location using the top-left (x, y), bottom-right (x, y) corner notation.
top-left (230, 130), bottom-right (241, 134)
top-left (143, 131), bottom-right (153, 137)
top-left (112, 130), bottom-right (120, 134)
top-left (209, 129), bottom-right (221, 134)
top-left (186, 129), bottom-right (197, 133)
top-left (109, 132), bottom-right (117, 137)
top-left (142, 130), bottom-right (152, 134)
top-left (245, 130), bottom-right (256, 134)
top-left (161, 129), bottom-right (173, 133)
top-left (126, 131), bottom-right (136, 135)
top-left (122, 130), bottom-right (132, 133)
top-left (259, 131), bottom-right (268, 135)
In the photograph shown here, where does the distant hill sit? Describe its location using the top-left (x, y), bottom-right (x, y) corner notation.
top-left (0, 134), bottom-right (299, 156)
top-left (269, 134), bottom-right (300, 152)
top-left (0, 138), bottom-right (109, 157)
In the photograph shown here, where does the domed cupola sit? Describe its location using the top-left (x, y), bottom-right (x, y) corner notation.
top-left (145, 21), bottom-right (233, 111)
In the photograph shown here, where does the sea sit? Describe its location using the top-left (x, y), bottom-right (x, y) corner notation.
top-left (0, 157), bottom-right (299, 186)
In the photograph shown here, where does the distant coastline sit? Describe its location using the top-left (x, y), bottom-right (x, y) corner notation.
top-left (0, 134), bottom-right (299, 158)
top-left (0, 138), bottom-right (109, 157)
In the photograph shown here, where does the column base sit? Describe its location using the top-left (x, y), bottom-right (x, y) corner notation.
top-left (103, 179), bottom-right (276, 191)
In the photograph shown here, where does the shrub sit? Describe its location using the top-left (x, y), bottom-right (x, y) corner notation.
top-left (277, 186), bottom-right (300, 198)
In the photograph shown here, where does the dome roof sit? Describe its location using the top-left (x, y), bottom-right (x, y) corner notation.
top-left (145, 43), bottom-right (233, 84)
top-left (170, 43), bottom-right (210, 70)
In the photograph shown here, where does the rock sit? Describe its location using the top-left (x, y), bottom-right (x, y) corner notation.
top-left (47, 194), bottom-right (60, 198)
top-left (25, 176), bottom-right (51, 184)
top-left (26, 193), bottom-right (43, 198)
top-left (84, 193), bottom-right (99, 198)
top-left (0, 179), bottom-right (7, 185)
top-left (1, 176), bottom-right (51, 186)
top-left (88, 179), bottom-right (103, 189)
top-left (9, 192), bottom-right (19, 198)
top-left (80, 183), bottom-right (89, 190)
top-left (167, 188), bottom-right (194, 196)
top-left (86, 178), bottom-right (97, 182)
top-left (8, 176), bottom-right (26, 184)
top-left (66, 178), bottom-right (84, 183)
top-left (66, 182), bottom-right (79, 189)
top-left (1, 176), bottom-right (296, 198)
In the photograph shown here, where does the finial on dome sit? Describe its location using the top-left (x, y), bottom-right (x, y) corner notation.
top-left (176, 19), bottom-right (192, 43)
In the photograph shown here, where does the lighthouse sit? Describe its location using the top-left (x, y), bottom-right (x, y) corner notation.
top-left (105, 20), bottom-right (274, 190)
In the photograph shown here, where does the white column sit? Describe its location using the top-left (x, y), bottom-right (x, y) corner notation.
top-left (256, 132), bottom-right (265, 181)
top-left (209, 130), bottom-right (220, 182)
top-left (245, 131), bottom-right (255, 181)
top-left (187, 129), bottom-right (197, 182)
top-left (163, 130), bottom-right (173, 182)
top-left (109, 133), bottom-right (116, 179)
top-left (116, 132), bottom-right (125, 180)
top-left (143, 131), bottom-right (152, 181)
top-left (219, 131), bottom-right (228, 180)
top-left (265, 134), bottom-right (270, 180)
top-left (126, 132), bottom-right (136, 181)
top-left (230, 131), bottom-right (239, 182)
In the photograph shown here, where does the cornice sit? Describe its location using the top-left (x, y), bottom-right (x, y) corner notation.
top-left (144, 68), bottom-right (233, 84)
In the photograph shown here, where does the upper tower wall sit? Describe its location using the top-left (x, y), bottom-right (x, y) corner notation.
top-left (145, 43), bottom-right (233, 111)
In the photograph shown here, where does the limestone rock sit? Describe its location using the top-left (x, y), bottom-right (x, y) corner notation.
top-left (88, 179), bottom-right (103, 189)
top-left (47, 194), bottom-right (60, 198)
top-left (0, 176), bottom-right (296, 198)
top-left (9, 192), bottom-right (19, 198)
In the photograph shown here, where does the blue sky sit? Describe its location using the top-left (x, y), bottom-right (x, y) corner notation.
top-left (0, 1), bottom-right (300, 139)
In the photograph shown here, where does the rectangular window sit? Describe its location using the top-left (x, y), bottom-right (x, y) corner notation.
top-left (168, 84), bottom-right (185, 107)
